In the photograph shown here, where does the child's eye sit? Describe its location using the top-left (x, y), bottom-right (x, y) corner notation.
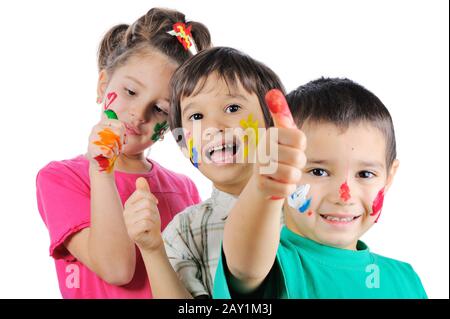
top-left (125, 88), bottom-right (136, 96)
top-left (225, 104), bottom-right (241, 113)
top-left (357, 171), bottom-right (376, 178)
top-left (308, 168), bottom-right (329, 177)
top-left (189, 113), bottom-right (203, 121)
top-left (154, 105), bottom-right (168, 116)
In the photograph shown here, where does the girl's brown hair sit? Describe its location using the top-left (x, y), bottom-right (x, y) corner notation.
top-left (97, 8), bottom-right (211, 73)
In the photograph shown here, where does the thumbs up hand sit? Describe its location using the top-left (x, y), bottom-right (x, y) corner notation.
top-left (255, 89), bottom-right (307, 200)
top-left (124, 177), bottom-right (163, 252)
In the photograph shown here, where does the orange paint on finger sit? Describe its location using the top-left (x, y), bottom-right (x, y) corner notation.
top-left (264, 89), bottom-right (297, 200)
top-left (93, 128), bottom-right (122, 173)
top-left (265, 89), bottom-right (296, 129)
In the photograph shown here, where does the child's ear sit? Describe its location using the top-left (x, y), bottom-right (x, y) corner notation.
top-left (384, 159), bottom-right (400, 192)
top-left (96, 69), bottom-right (109, 103)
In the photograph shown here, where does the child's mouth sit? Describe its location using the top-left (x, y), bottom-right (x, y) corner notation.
top-left (319, 213), bottom-right (362, 225)
top-left (124, 122), bottom-right (142, 136)
top-left (205, 141), bottom-right (240, 165)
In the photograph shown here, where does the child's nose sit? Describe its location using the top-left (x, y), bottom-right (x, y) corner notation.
top-left (203, 117), bottom-right (227, 136)
top-left (128, 110), bottom-right (146, 125)
top-left (327, 180), bottom-right (356, 206)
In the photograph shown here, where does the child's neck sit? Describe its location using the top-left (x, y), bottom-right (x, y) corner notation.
top-left (213, 179), bottom-right (250, 197)
top-left (114, 153), bottom-right (152, 174)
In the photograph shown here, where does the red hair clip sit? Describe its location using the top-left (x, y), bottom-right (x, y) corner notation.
top-left (167, 22), bottom-right (198, 55)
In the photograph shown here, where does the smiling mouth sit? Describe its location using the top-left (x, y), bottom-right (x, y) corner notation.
top-left (319, 214), bottom-right (362, 223)
top-left (205, 141), bottom-right (240, 164)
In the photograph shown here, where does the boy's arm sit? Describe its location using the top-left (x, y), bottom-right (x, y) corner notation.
top-left (224, 89), bottom-right (306, 294)
top-left (223, 175), bottom-right (284, 293)
top-left (65, 119), bottom-right (135, 286)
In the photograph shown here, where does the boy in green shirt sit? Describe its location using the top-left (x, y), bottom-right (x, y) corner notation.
top-left (213, 78), bottom-right (427, 298)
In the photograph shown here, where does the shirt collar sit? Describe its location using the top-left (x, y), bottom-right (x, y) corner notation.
top-left (210, 187), bottom-right (238, 219)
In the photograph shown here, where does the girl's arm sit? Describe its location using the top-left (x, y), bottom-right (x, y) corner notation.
top-left (65, 119), bottom-right (135, 286)
top-left (141, 246), bottom-right (193, 298)
top-left (124, 177), bottom-right (193, 298)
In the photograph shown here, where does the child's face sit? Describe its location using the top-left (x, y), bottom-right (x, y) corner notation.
top-left (180, 73), bottom-right (266, 195)
top-left (285, 121), bottom-right (399, 250)
top-left (97, 51), bottom-right (178, 155)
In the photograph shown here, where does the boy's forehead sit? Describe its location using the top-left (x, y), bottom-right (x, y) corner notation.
top-left (302, 120), bottom-right (387, 166)
top-left (181, 73), bottom-right (255, 106)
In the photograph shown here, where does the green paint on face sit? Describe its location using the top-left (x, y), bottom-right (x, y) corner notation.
top-left (104, 109), bottom-right (118, 120)
top-left (151, 120), bottom-right (169, 142)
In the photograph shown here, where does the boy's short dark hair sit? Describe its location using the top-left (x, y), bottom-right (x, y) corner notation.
top-left (287, 77), bottom-right (397, 169)
top-left (169, 47), bottom-right (285, 144)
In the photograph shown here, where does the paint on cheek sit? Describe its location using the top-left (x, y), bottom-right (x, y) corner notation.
top-left (104, 109), bottom-right (118, 120)
top-left (93, 128), bottom-right (122, 173)
top-left (188, 136), bottom-right (199, 168)
top-left (191, 147), bottom-right (199, 168)
top-left (339, 181), bottom-right (351, 202)
top-left (104, 92), bottom-right (117, 110)
top-left (239, 114), bottom-right (259, 158)
top-left (307, 210), bottom-right (313, 217)
top-left (370, 188), bottom-right (385, 222)
top-left (299, 198), bottom-right (312, 213)
top-left (151, 121), bottom-right (169, 142)
top-left (287, 184), bottom-right (311, 214)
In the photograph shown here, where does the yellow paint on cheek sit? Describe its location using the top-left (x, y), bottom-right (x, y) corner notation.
top-left (239, 114), bottom-right (259, 158)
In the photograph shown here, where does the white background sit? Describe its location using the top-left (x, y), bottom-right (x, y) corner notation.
top-left (0, 0), bottom-right (448, 298)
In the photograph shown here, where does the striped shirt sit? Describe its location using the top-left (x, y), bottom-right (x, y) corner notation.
top-left (162, 187), bottom-right (236, 297)
top-left (162, 187), bottom-right (285, 298)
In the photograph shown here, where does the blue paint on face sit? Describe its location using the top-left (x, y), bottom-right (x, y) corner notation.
top-left (298, 198), bottom-right (312, 213)
top-left (191, 147), bottom-right (199, 168)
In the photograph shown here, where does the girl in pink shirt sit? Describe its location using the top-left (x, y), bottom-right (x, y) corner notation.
top-left (36, 8), bottom-right (211, 298)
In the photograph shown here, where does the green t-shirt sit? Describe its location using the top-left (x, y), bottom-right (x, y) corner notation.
top-left (213, 226), bottom-right (427, 299)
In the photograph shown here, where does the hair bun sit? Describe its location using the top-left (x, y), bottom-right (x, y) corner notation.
top-left (97, 24), bottom-right (129, 71)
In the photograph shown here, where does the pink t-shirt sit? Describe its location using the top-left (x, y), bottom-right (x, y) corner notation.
top-left (36, 155), bottom-right (201, 299)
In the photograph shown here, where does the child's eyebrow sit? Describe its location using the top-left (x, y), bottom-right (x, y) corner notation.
top-left (125, 76), bottom-right (145, 88)
top-left (182, 103), bottom-right (197, 117)
top-left (307, 159), bottom-right (331, 165)
top-left (356, 160), bottom-right (385, 169)
top-left (224, 93), bottom-right (249, 101)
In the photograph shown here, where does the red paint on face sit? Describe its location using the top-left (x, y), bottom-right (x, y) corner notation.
top-left (370, 188), bottom-right (385, 221)
top-left (307, 210), bottom-right (313, 217)
top-left (104, 92), bottom-right (118, 110)
top-left (339, 181), bottom-right (351, 202)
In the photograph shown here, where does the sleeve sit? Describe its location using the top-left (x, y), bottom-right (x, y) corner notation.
top-left (407, 264), bottom-right (428, 299)
top-left (213, 245), bottom-right (287, 299)
top-left (36, 162), bottom-right (91, 261)
top-left (162, 213), bottom-right (210, 298)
